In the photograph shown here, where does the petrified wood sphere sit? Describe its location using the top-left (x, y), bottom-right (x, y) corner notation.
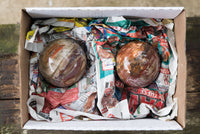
top-left (116, 41), bottom-right (160, 87)
top-left (39, 38), bottom-right (87, 87)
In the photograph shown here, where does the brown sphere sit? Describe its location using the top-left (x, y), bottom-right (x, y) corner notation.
top-left (39, 38), bottom-right (87, 87)
top-left (116, 41), bottom-right (160, 87)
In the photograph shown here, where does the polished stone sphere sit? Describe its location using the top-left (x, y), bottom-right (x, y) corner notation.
top-left (39, 38), bottom-right (87, 87)
top-left (116, 41), bottom-right (160, 87)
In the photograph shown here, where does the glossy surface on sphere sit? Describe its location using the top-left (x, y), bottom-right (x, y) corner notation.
top-left (39, 38), bottom-right (87, 87)
top-left (116, 41), bottom-right (160, 87)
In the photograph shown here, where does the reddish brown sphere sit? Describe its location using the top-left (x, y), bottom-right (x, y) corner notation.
top-left (116, 41), bottom-right (160, 87)
top-left (39, 38), bottom-right (87, 87)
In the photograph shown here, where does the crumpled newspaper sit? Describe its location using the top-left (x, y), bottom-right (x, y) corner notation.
top-left (26, 16), bottom-right (177, 122)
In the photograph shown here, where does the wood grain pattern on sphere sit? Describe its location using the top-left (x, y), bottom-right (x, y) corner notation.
top-left (116, 41), bottom-right (160, 87)
top-left (39, 38), bottom-right (87, 87)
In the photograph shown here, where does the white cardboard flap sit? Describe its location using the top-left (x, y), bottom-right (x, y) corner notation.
top-left (24, 119), bottom-right (182, 130)
top-left (25, 7), bottom-right (184, 19)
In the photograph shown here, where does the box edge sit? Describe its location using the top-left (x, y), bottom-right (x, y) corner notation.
top-left (174, 9), bottom-right (186, 128)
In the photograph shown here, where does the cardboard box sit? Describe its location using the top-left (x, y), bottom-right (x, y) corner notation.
top-left (19, 7), bottom-right (186, 130)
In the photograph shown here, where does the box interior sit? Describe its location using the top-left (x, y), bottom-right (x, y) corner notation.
top-left (19, 7), bottom-right (186, 130)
